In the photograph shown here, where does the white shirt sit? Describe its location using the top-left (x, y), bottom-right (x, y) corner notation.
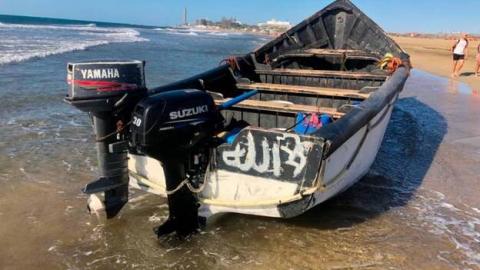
top-left (453, 39), bottom-right (468, 55)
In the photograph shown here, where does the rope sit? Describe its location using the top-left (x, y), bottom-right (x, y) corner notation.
top-left (132, 174), bottom-right (206, 196)
top-left (220, 56), bottom-right (241, 71)
top-left (164, 176), bottom-right (207, 195)
top-left (378, 53), bottom-right (403, 75)
top-left (95, 120), bottom-right (132, 142)
top-left (165, 179), bottom-right (189, 195)
top-left (132, 152), bottom-right (213, 196)
top-left (286, 113), bottom-right (311, 132)
top-left (165, 153), bottom-right (212, 195)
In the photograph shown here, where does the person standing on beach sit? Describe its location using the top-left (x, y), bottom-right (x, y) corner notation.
top-left (452, 34), bottom-right (469, 78)
top-left (476, 43), bottom-right (480, 77)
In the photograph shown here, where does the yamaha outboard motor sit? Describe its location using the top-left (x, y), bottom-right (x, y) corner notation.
top-left (65, 60), bottom-right (147, 218)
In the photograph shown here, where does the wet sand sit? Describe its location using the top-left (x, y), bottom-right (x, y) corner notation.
top-left (394, 36), bottom-right (480, 92)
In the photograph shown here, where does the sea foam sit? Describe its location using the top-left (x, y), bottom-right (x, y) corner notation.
top-left (406, 189), bottom-right (480, 266)
top-left (0, 22), bottom-right (148, 65)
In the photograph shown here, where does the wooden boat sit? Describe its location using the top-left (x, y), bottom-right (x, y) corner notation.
top-left (66, 0), bottom-right (410, 236)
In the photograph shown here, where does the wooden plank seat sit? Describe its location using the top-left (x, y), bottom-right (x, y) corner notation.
top-left (272, 49), bottom-right (380, 62)
top-left (305, 49), bottom-right (379, 59)
top-left (256, 68), bottom-right (388, 80)
top-left (236, 82), bottom-right (370, 100)
top-left (215, 99), bottom-right (345, 119)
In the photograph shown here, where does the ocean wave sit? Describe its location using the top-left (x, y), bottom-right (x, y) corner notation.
top-left (153, 27), bottom-right (248, 37)
top-left (173, 31), bottom-right (199, 36)
top-left (207, 32), bottom-right (230, 36)
top-left (405, 189), bottom-right (480, 267)
top-left (155, 27), bottom-right (249, 38)
top-left (0, 40), bottom-right (109, 65)
top-left (159, 29), bottom-right (199, 36)
top-left (0, 22), bottom-right (148, 65)
top-left (0, 22), bottom-right (104, 31)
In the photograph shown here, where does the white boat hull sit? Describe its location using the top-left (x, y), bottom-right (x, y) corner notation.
top-left (127, 94), bottom-right (397, 219)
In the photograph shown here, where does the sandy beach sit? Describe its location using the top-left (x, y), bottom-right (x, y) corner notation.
top-left (393, 36), bottom-right (480, 91)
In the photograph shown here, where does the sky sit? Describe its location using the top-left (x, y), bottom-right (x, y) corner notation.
top-left (0, 0), bottom-right (479, 34)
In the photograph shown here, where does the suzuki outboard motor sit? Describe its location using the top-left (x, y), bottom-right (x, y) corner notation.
top-left (65, 60), bottom-right (147, 218)
top-left (130, 89), bottom-right (224, 236)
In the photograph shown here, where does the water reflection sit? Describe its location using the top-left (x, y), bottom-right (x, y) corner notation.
top-left (447, 79), bottom-right (474, 95)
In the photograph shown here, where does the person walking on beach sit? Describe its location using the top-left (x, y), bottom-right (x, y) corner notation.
top-left (476, 43), bottom-right (480, 77)
top-left (452, 34), bottom-right (469, 78)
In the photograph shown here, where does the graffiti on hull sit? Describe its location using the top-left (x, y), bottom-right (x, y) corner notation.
top-left (218, 130), bottom-right (323, 182)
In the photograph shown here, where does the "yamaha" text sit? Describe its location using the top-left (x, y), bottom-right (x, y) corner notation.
top-left (79, 68), bottom-right (120, 80)
top-left (169, 105), bottom-right (208, 120)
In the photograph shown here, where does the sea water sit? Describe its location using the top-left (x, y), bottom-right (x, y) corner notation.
top-left (0, 15), bottom-right (479, 270)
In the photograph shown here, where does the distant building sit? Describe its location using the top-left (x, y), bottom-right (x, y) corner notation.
top-left (258, 19), bottom-right (292, 28)
top-left (194, 17), bottom-right (244, 30)
top-left (258, 19), bottom-right (292, 35)
top-left (191, 17), bottom-right (292, 36)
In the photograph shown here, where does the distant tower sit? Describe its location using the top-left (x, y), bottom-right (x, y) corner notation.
top-left (183, 7), bottom-right (188, 26)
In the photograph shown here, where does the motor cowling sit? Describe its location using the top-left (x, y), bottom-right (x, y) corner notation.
top-left (66, 60), bottom-right (147, 113)
top-left (130, 89), bottom-right (223, 157)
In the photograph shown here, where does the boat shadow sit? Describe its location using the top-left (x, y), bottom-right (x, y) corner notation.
top-left (284, 96), bottom-right (448, 230)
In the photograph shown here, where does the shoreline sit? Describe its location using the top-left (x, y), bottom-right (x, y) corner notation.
top-left (392, 36), bottom-right (480, 91)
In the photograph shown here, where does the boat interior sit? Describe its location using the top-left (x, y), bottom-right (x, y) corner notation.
top-left (210, 49), bottom-right (389, 132)
top-left (150, 0), bottom-right (404, 135)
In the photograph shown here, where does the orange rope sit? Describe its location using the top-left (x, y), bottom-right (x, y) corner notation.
top-left (220, 56), bottom-right (241, 71)
top-left (378, 53), bottom-right (404, 75)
